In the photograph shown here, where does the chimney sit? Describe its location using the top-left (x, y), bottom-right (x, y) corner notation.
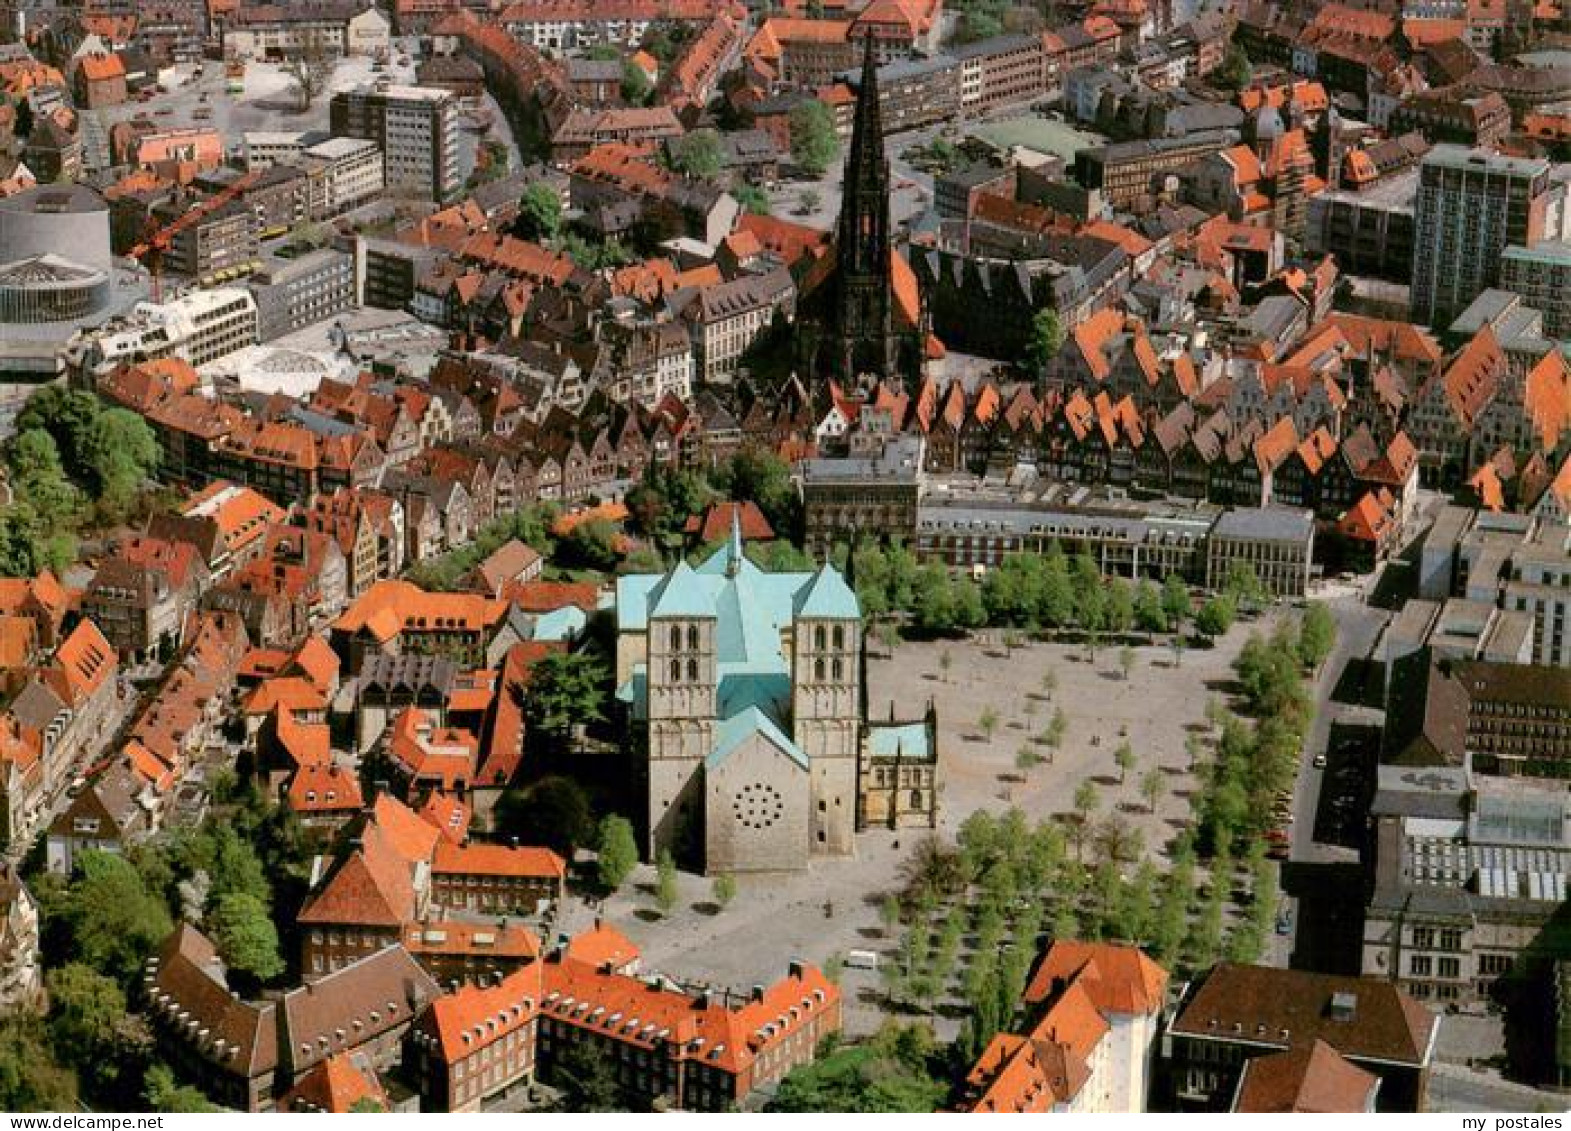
top-left (750, 985), bottom-right (764, 1003)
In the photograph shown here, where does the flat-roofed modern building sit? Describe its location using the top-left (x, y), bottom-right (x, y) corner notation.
top-left (330, 85), bottom-right (458, 202)
top-left (1410, 145), bottom-right (1565, 328)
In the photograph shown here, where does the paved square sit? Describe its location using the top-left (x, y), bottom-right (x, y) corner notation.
top-left (566, 617), bottom-right (1283, 1035)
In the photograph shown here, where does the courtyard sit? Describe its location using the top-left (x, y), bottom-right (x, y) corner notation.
top-left (562, 610), bottom-right (1293, 1037)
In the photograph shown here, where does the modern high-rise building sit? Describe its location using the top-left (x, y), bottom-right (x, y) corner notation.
top-left (1410, 145), bottom-right (1564, 328)
top-left (329, 84), bottom-right (459, 203)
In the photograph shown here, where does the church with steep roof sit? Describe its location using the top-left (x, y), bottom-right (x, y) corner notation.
top-left (614, 521), bottom-right (864, 874)
top-left (794, 33), bottom-right (932, 391)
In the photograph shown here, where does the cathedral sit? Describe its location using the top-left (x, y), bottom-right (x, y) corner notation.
top-left (614, 522), bottom-right (864, 874)
top-left (795, 33), bottom-right (930, 391)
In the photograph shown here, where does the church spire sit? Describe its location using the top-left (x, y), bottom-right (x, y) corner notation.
top-left (836, 33), bottom-right (890, 280)
top-left (724, 507), bottom-right (745, 577)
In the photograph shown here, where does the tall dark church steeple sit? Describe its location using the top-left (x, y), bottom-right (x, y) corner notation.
top-left (794, 33), bottom-right (922, 391)
top-left (826, 34), bottom-right (898, 381)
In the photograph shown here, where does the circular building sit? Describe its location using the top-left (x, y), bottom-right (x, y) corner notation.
top-left (0, 254), bottom-right (111, 323)
top-left (0, 183), bottom-right (112, 274)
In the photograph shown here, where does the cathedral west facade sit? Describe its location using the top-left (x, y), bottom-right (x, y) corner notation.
top-left (614, 526), bottom-right (864, 874)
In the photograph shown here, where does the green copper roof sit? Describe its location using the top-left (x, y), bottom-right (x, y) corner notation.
top-left (646, 559), bottom-right (715, 619)
top-left (706, 706), bottom-right (809, 772)
top-left (868, 721), bottom-right (932, 760)
top-left (794, 564), bottom-right (861, 620)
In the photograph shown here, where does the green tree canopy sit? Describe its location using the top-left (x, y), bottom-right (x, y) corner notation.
top-left (621, 59), bottom-right (653, 104)
top-left (788, 100), bottom-right (839, 175)
top-left (514, 181), bottom-right (563, 243)
top-left (595, 814), bottom-right (639, 891)
top-left (1024, 307), bottom-right (1066, 372)
top-left (734, 183), bottom-right (771, 215)
top-left (670, 128), bottom-right (724, 180)
top-left (768, 1026), bottom-right (946, 1112)
top-left (1297, 602), bottom-right (1337, 669)
top-left (526, 651), bottom-right (609, 743)
top-left (1195, 593), bottom-right (1237, 639)
top-left (65, 851), bottom-right (173, 984)
top-left (0, 1016), bottom-right (76, 1112)
top-left (655, 847), bottom-right (678, 914)
top-left (499, 775), bottom-right (594, 858)
top-left (209, 892), bottom-right (285, 983)
top-left (144, 1065), bottom-right (218, 1113)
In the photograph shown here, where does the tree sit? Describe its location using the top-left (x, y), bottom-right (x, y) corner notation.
top-left (45, 963), bottom-right (124, 1066)
top-left (789, 100), bottom-right (839, 175)
top-left (718, 449), bottom-right (797, 535)
top-left (1073, 780), bottom-right (1098, 825)
top-left (283, 27), bottom-right (334, 111)
top-left (66, 851), bottom-right (172, 984)
top-left (1161, 574), bottom-right (1191, 630)
top-left (1297, 603), bottom-right (1337, 671)
top-left (670, 128), bottom-right (724, 180)
top-left (1224, 561), bottom-right (1267, 615)
top-left (1015, 745), bottom-right (1040, 774)
top-left (596, 815), bottom-right (638, 891)
top-left (514, 181), bottom-right (562, 243)
top-left (526, 651), bottom-right (609, 748)
top-left (144, 1064), bottom-right (217, 1113)
top-left (734, 183), bottom-right (770, 215)
top-left (1132, 579), bottom-right (1166, 637)
top-left (1113, 741), bottom-right (1135, 785)
top-left (712, 872), bottom-right (736, 908)
top-left (1139, 765), bottom-right (1164, 814)
top-left (209, 893), bottom-right (284, 983)
top-left (978, 706), bottom-right (999, 741)
top-left (1040, 668), bottom-right (1057, 698)
top-left (499, 776), bottom-right (593, 858)
top-left (655, 848), bottom-right (678, 914)
top-left (0, 1016), bottom-right (75, 1112)
top-left (768, 1026), bottom-right (946, 1112)
top-left (1118, 646), bottom-right (1136, 681)
top-left (1043, 707), bottom-right (1068, 761)
top-left (1216, 43), bottom-right (1253, 91)
top-left (879, 893), bottom-right (902, 936)
top-left (1024, 307), bottom-right (1065, 373)
top-left (938, 648), bottom-right (952, 680)
top-left (13, 96), bottom-right (32, 139)
top-left (550, 1040), bottom-right (623, 1112)
top-left (620, 58), bottom-right (653, 104)
top-left (1195, 594), bottom-right (1237, 639)
top-left (796, 187), bottom-right (822, 215)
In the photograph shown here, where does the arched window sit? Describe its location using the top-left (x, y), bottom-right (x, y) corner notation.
top-left (686, 658), bottom-right (698, 682)
top-left (814, 626), bottom-right (826, 650)
top-left (687, 624), bottom-right (699, 651)
top-left (668, 625), bottom-right (681, 652)
top-left (832, 625), bottom-right (845, 650)
top-left (831, 658), bottom-right (844, 681)
top-left (814, 658), bottom-right (825, 681)
top-left (669, 658), bottom-right (681, 682)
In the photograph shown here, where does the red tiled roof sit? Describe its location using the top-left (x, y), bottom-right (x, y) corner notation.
top-left (431, 841), bottom-right (566, 880)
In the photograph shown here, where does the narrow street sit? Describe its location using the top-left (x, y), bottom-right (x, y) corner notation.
top-left (1277, 581), bottom-right (1390, 975)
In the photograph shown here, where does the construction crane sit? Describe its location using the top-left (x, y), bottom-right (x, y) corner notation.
top-left (128, 169), bottom-right (261, 302)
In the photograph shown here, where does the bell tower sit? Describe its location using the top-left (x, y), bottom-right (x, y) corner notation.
top-left (825, 33), bottom-right (900, 385)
